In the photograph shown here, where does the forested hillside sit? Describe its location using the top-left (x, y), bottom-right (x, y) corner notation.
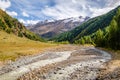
top-left (53, 6), bottom-right (119, 43)
top-left (0, 9), bottom-right (44, 41)
top-left (53, 6), bottom-right (120, 49)
top-left (78, 7), bottom-right (120, 49)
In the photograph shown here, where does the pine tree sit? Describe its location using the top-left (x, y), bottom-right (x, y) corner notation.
top-left (107, 8), bottom-right (120, 49)
top-left (94, 29), bottom-right (104, 47)
top-left (108, 19), bottom-right (118, 49)
top-left (80, 37), bottom-right (85, 45)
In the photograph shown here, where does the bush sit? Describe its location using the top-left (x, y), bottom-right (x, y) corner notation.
top-left (5, 28), bottom-right (11, 34)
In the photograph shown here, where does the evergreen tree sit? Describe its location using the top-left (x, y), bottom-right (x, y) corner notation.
top-left (80, 37), bottom-right (85, 45)
top-left (94, 29), bottom-right (104, 47)
top-left (108, 19), bottom-right (118, 49)
top-left (107, 8), bottom-right (120, 49)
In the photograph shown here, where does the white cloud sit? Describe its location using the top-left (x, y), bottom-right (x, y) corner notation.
top-left (22, 12), bottom-right (29, 17)
top-left (19, 19), bottom-right (39, 25)
top-left (72, 0), bottom-right (77, 3)
top-left (89, 7), bottom-right (114, 17)
top-left (6, 11), bottom-right (18, 17)
top-left (105, 0), bottom-right (120, 7)
top-left (0, 0), bottom-right (11, 10)
top-left (90, 0), bottom-right (120, 17)
top-left (41, 0), bottom-right (120, 19)
top-left (41, 0), bottom-right (89, 20)
top-left (6, 0), bottom-right (120, 23)
top-left (19, 19), bottom-right (25, 24)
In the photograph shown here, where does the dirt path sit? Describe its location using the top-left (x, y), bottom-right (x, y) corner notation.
top-left (0, 46), bottom-right (111, 80)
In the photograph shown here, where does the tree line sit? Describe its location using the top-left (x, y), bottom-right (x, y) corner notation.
top-left (75, 8), bottom-right (120, 50)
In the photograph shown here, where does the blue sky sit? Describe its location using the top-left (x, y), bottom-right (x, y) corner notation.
top-left (0, 0), bottom-right (120, 25)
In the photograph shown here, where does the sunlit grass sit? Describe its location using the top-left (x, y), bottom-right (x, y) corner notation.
top-left (0, 30), bottom-right (56, 61)
top-left (99, 48), bottom-right (120, 67)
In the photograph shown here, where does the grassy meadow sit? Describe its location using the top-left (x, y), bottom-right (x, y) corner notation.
top-left (0, 30), bottom-right (56, 61)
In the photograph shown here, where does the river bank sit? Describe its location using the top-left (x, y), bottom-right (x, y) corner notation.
top-left (96, 48), bottom-right (120, 80)
top-left (17, 46), bottom-right (111, 80)
top-left (0, 45), bottom-right (113, 80)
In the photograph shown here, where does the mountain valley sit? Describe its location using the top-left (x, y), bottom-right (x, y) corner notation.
top-left (27, 16), bottom-right (90, 38)
top-left (0, 1), bottom-right (120, 80)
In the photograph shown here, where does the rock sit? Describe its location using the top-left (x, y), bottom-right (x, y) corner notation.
top-left (57, 67), bottom-right (61, 70)
top-left (17, 66), bottom-right (20, 68)
top-left (42, 75), bottom-right (46, 79)
top-left (59, 72), bottom-right (62, 74)
top-left (54, 72), bottom-right (57, 74)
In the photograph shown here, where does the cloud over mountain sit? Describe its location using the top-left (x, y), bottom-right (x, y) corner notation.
top-left (0, 0), bottom-right (120, 25)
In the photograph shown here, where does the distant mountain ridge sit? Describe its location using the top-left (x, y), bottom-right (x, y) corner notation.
top-left (0, 9), bottom-right (44, 41)
top-left (27, 16), bottom-right (90, 38)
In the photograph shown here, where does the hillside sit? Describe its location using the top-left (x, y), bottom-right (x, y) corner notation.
top-left (53, 6), bottom-right (119, 43)
top-left (28, 16), bottom-right (90, 39)
top-left (0, 9), bottom-right (44, 41)
top-left (53, 6), bottom-right (120, 49)
top-left (91, 7), bottom-right (120, 49)
top-left (0, 30), bottom-right (56, 61)
top-left (0, 9), bottom-right (57, 61)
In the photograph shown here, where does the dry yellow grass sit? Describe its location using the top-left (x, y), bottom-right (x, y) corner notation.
top-left (99, 48), bottom-right (120, 71)
top-left (99, 48), bottom-right (120, 65)
top-left (0, 30), bottom-right (57, 61)
top-left (110, 50), bottom-right (120, 67)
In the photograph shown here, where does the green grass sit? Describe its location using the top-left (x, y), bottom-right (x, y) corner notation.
top-left (0, 30), bottom-right (56, 61)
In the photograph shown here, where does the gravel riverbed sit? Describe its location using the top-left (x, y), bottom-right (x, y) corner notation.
top-left (0, 46), bottom-right (112, 80)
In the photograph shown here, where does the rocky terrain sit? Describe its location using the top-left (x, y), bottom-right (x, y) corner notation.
top-left (96, 49), bottom-right (120, 80)
top-left (27, 16), bottom-right (90, 38)
top-left (0, 45), bottom-right (112, 80)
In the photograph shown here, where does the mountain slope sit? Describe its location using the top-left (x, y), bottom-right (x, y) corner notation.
top-left (0, 9), bottom-right (44, 41)
top-left (77, 7), bottom-right (120, 49)
top-left (28, 16), bottom-right (90, 39)
top-left (53, 6), bottom-right (119, 43)
top-left (95, 7), bottom-right (120, 49)
top-left (0, 29), bottom-right (56, 61)
top-left (0, 9), bottom-right (56, 61)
